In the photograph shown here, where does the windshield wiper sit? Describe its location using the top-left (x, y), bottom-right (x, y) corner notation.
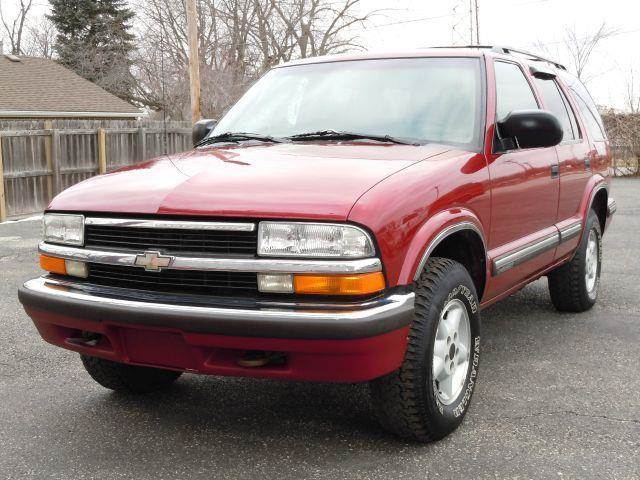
top-left (197, 132), bottom-right (287, 147)
top-left (288, 130), bottom-right (422, 146)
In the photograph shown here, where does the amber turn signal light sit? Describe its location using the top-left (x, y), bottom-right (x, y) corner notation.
top-left (293, 272), bottom-right (385, 295)
top-left (39, 254), bottom-right (67, 275)
top-left (39, 254), bottom-right (88, 278)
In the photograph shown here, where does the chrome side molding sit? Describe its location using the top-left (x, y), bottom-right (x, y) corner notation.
top-left (558, 221), bottom-right (582, 242)
top-left (493, 233), bottom-right (559, 276)
top-left (84, 217), bottom-right (256, 232)
top-left (38, 242), bottom-right (382, 275)
top-left (492, 221), bottom-right (583, 276)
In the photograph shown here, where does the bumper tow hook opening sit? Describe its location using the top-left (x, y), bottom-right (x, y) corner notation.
top-left (66, 332), bottom-right (102, 348)
top-left (237, 350), bottom-right (287, 368)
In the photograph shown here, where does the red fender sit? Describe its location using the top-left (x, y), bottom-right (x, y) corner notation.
top-left (397, 208), bottom-right (488, 286)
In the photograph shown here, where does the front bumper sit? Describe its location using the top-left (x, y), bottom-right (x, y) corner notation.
top-left (19, 277), bottom-right (414, 382)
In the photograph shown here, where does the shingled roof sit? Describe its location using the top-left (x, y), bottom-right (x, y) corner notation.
top-left (0, 54), bottom-right (143, 118)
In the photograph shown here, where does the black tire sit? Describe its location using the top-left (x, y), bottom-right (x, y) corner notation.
top-left (80, 355), bottom-right (182, 393)
top-left (548, 209), bottom-right (602, 312)
top-left (370, 257), bottom-right (481, 442)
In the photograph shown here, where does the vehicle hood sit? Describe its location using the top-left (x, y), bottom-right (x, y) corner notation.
top-left (48, 142), bottom-right (450, 220)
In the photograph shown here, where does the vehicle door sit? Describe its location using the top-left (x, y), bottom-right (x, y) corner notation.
top-left (484, 60), bottom-right (560, 299)
top-left (531, 71), bottom-right (592, 259)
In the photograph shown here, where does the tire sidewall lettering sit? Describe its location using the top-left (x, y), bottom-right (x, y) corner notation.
top-left (586, 220), bottom-right (603, 301)
top-left (431, 283), bottom-right (480, 419)
top-left (452, 335), bottom-right (480, 418)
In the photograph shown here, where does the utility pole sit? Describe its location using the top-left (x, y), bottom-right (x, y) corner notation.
top-left (469, 0), bottom-right (473, 45)
top-left (474, 0), bottom-right (480, 45)
top-left (185, 0), bottom-right (201, 123)
top-left (468, 0), bottom-right (480, 45)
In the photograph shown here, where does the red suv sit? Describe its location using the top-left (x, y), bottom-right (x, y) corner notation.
top-left (19, 46), bottom-right (616, 442)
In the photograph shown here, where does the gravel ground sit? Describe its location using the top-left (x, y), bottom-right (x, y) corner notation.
top-left (0, 178), bottom-right (638, 480)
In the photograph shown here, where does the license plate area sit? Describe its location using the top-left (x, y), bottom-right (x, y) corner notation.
top-left (121, 328), bottom-right (197, 370)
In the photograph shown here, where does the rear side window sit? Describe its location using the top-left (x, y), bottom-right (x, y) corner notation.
top-left (573, 95), bottom-right (606, 142)
top-left (494, 61), bottom-right (539, 120)
top-left (559, 71), bottom-right (606, 141)
top-left (534, 77), bottom-right (579, 142)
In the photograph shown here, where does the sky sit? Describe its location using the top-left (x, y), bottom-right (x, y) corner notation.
top-left (354, 0), bottom-right (640, 110)
top-left (1, 0), bottom-right (638, 110)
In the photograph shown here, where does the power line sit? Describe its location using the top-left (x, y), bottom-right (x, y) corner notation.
top-left (531, 27), bottom-right (640, 48)
top-left (366, 12), bottom-right (457, 30)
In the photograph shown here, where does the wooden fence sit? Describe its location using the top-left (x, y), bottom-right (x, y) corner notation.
top-left (0, 120), bottom-right (191, 220)
top-left (611, 144), bottom-right (639, 176)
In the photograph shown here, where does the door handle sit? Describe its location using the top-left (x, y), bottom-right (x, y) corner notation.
top-left (551, 165), bottom-right (559, 178)
top-left (584, 157), bottom-right (591, 170)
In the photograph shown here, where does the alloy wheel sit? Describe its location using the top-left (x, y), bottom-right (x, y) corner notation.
top-left (432, 298), bottom-right (471, 405)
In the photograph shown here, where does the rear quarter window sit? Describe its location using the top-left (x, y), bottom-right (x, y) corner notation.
top-left (534, 77), bottom-right (579, 142)
top-left (559, 71), bottom-right (607, 141)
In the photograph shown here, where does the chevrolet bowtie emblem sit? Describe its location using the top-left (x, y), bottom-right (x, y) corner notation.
top-left (134, 251), bottom-right (175, 272)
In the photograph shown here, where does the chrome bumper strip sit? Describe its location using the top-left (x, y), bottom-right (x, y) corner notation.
top-left (39, 242), bottom-right (382, 275)
top-left (607, 198), bottom-right (617, 216)
top-left (20, 277), bottom-right (414, 339)
top-left (84, 217), bottom-right (256, 231)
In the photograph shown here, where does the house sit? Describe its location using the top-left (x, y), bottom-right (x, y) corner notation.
top-left (0, 54), bottom-right (144, 120)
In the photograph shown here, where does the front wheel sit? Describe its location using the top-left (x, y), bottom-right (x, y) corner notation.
top-left (81, 355), bottom-right (182, 393)
top-left (370, 257), bottom-right (481, 442)
top-left (548, 209), bottom-right (602, 312)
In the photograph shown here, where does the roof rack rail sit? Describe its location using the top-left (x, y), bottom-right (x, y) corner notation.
top-left (429, 45), bottom-right (495, 50)
top-left (428, 45), bottom-right (566, 70)
top-left (490, 46), bottom-right (566, 70)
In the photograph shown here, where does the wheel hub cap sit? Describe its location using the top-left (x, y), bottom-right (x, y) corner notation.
top-left (585, 229), bottom-right (599, 294)
top-left (432, 298), bottom-right (471, 405)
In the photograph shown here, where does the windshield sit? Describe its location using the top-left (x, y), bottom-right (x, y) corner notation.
top-left (212, 57), bottom-right (483, 149)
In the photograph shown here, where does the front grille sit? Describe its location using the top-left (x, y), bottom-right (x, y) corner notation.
top-left (87, 263), bottom-right (258, 296)
top-left (84, 225), bottom-right (257, 256)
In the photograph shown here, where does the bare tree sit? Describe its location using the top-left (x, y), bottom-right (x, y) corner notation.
top-left (534, 22), bottom-right (617, 83)
top-left (268, 0), bottom-right (371, 60)
top-left (23, 18), bottom-right (57, 59)
top-left (601, 67), bottom-right (640, 176)
top-left (0, 0), bottom-right (33, 55)
top-left (623, 67), bottom-right (640, 114)
top-left (132, 0), bottom-right (373, 120)
top-left (602, 108), bottom-right (640, 176)
top-left (563, 22), bottom-right (617, 82)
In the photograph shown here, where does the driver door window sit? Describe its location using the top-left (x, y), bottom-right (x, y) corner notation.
top-left (494, 61), bottom-right (539, 121)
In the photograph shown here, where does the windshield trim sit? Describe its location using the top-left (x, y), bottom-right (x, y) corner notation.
top-left (274, 53), bottom-right (485, 70)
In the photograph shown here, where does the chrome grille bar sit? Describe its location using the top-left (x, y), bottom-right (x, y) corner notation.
top-left (84, 217), bottom-right (256, 232)
top-left (39, 243), bottom-right (382, 275)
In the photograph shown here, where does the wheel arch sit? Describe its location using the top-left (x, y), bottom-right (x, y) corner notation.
top-left (590, 185), bottom-right (608, 233)
top-left (409, 218), bottom-right (488, 300)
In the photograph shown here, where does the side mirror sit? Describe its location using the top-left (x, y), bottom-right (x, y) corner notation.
top-left (497, 110), bottom-right (563, 150)
top-left (193, 119), bottom-right (217, 146)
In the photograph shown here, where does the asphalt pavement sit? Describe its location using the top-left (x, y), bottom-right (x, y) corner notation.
top-left (0, 179), bottom-right (638, 479)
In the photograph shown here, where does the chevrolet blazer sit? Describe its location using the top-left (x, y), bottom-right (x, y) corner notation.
top-left (18, 46), bottom-right (616, 442)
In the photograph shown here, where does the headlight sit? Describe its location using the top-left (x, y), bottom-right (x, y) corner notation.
top-left (258, 222), bottom-right (375, 258)
top-left (43, 214), bottom-right (84, 246)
